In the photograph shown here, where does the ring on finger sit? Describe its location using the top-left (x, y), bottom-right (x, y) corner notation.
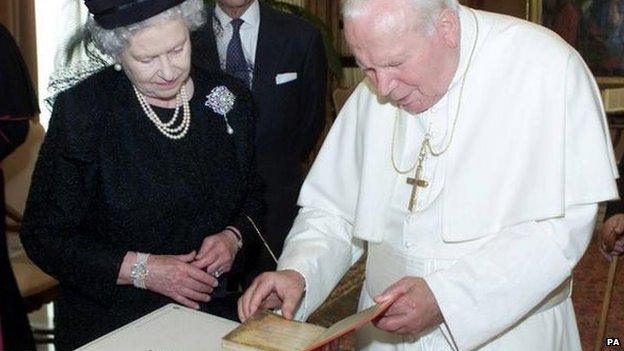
top-left (213, 268), bottom-right (223, 278)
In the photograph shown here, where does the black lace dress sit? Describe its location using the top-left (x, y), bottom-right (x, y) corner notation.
top-left (20, 66), bottom-right (264, 350)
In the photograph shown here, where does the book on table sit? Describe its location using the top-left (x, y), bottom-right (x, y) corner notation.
top-left (222, 298), bottom-right (396, 351)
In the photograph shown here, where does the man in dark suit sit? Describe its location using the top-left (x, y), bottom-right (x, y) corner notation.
top-left (191, 0), bottom-right (327, 285)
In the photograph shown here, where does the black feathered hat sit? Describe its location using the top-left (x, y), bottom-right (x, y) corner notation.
top-left (84, 0), bottom-right (185, 29)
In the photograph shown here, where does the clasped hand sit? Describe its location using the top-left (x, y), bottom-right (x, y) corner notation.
top-left (191, 229), bottom-right (240, 275)
top-left (142, 230), bottom-right (240, 309)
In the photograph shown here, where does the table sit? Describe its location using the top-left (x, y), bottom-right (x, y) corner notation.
top-left (77, 304), bottom-right (240, 351)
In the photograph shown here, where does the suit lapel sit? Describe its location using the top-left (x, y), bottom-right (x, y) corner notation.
top-left (252, 4), bottom-right (286, 93)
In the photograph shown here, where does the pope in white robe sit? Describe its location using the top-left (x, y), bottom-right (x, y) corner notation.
top-left (238, 1), bottom-right (619, 350)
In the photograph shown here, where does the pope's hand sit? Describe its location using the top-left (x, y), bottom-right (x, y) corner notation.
top-left (146, 251), bottom-right (219, 309)
top-left (373, 277), bottom-right (443, 335)
top-left (600, 214), bottom-right (624, 261)
top-left (237, 270), bottom-right (306, 322)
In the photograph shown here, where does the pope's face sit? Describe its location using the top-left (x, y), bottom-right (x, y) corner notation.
top-left (120, 18), bottom-right (191, 102)
top-left (344, 3), bottom-right (460, 114)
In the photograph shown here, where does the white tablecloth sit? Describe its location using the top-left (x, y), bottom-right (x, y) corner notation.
top-left (77, 304), bottom-right (240, 351)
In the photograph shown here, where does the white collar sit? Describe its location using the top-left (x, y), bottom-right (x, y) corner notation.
top-left (214, 0), bottom-right (260, 28)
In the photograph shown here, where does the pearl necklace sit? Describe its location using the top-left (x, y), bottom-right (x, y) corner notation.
top-left (133, 85), bottom-right (191, 140)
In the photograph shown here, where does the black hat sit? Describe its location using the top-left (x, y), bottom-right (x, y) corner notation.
top-left (85, 0), bottom-right (185, 29)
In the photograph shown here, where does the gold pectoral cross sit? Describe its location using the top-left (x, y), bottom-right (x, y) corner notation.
top-left (406, 142), bottom-right (429, 211)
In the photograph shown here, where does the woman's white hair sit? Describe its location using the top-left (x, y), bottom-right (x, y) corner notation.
top-left (341, 0), bottom-right (459, 36)
top-left (86, 0), bottom-right (206, 60)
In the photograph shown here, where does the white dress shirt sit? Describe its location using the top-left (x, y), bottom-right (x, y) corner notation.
top-left (213, 0), bottom-right (260, 82)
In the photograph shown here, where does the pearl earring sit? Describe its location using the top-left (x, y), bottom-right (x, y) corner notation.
top-left (114, 63), bottom-right (122, 71)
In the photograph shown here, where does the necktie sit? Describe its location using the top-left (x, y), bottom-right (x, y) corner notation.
top-left (225, 18), bottom-right (250, 87)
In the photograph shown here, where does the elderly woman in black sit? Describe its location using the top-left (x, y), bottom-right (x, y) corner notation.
top-left (20, 0), bottom-right (264, 349)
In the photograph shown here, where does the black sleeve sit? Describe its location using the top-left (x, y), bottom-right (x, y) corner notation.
top-left (0, 119), bottom-right (29, 161)
top-left (20, 91), bottom-right (126, 306)
top-left (232, 165), bottom-right (267, 274)
top-left (231, 88), bottom-right (267, 271)
top-left (294, 28), bottom-right (327, 162)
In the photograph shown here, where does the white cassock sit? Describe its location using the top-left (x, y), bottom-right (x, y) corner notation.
top-left (277, 6), bottom-right (619, 351)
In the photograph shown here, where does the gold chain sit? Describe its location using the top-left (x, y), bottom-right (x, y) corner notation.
top-left (391, 9), bottom-right (480, 174)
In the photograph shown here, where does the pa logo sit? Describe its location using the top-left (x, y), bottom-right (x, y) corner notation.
top-left (606, 337), bottom-right (621, 346)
